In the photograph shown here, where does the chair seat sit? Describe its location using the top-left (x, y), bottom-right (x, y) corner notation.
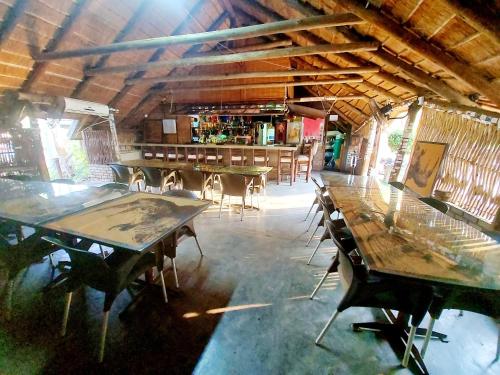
top-left (254, 156), bottom-right (269, 162)
top-left (155, 153), bottom-right (164, 159)
top-left (187, 154), bottom-right (204, 160)
top-left (231, 156), bottom-right (247, 161)
top-left (280, 157), bottom-right (293, 163)
top-left (144, 152), bottom-right (153, 157)
top-left (297, 155), bottom-right (310, 162)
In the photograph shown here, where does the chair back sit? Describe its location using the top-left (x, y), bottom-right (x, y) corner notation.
top-left (389, 181), bottom-right (405, 191)
top-left (140, 167), bottom-right (162, 188)
top-left (100, 182), bottom-right (129, 191)
top-left (219, 173), bottom-right (247, 197)
top-left (311, 176), bottom-right (324, 192)
top-left (109, 164), bottom-right (131, 184)
top-left (162, 189), bottom-right (198, 200)
top-left (419, 197), bottom-right (449, 214)
top-left (4, 174), bottom-right (36, 181)
top-left (178, 170), bottom-right (204, 192)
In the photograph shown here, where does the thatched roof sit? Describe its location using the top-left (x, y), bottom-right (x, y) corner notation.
top-left (0, 0), bottom-right (498, 129)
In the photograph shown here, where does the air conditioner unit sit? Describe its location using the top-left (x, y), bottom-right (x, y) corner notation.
top-left (63, 97), bottom-right (110, 117)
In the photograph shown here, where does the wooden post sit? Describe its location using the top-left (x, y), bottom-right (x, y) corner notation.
top-left (108, 113), bottom-right (121, 162)
top-left (360, 118), bottom-right (377, 176)
top-left (389, 100), bottom-right (422, 181)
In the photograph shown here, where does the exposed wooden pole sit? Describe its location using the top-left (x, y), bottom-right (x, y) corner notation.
top-left (443, 0), bottom-right (500, 46)
top-left (0, 0), bottom-right (29, 46)
top-left (36, 13), bottom-right (364, 61)
top-left (281, 0), bottom-right (479, 106)
top-left (185, 39), bottom-right (293, 57)
top-left (287, 95), bottom-right (366, 103)
top-left (22, 0), bottom-right (89, 91)
top-left (313, 83), bottom-right (368, 119)
top-left (107, 0), bottom-right (211, 109)
top-left (162, 78), bottom-right (363, 93)
top-left (71, 0), bottom-right (151, 98)
top-left (126, 66), bottom-right (379, 85)
top-left (86, 42), bottom-right (379, 76)
top-left (334, 0), bottom-right (500, 106)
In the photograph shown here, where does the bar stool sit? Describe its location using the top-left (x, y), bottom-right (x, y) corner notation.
top-left (253, 149), bottom-right (269, 166)
top-left (186, 147), bottom-right (204, 163)
top-left (295, 141), bottom-right (318, 183)
top-left (143, 147), bottom-right (154, 159)
top-left (205, 148), bottom-right (223, 165)
top-left (230, 148), bottom-right (247, 166)
top-left (167, 147), bottom-right (184, 161)
top-left (277, 149), bottom-right (295, 186)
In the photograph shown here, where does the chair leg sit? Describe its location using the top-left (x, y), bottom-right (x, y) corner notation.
top-left (219, 194), bottom-right (224, 219)
top-left (420, 317), bottom-right (435, 358)
top-left (257, 192), bottom-right (260, 209)
top-left (310, 270), bottom-right (329, 299)
top-left (194, 236), bottom-right (203, 256)
top-left (496, 327), bottom-right (499, 362)
top-left (158, 269), bottom-right (168, 303)
top-left (241, 197), bottom-right (245, 221)
top-left (304, 199), bottom-right (317, 221)
top-left (306, 210), bottom-right (319, 232)
top-left (171, 257), bottom-right (179, 288)
top-left (306, 223), bottom-right (320, 247)
top-left (307, 238), bottom-right (323, 264)
top-left (98, 310), bottom-right (110, 363)
top-left (61, 292), bottom-right (72, 336)
top-left (98, 244), bottom-right (106, 259)
top-left (49, 253), bottom-right (57, 268)
top-left (402, 325), bottom-right (417, 367)
top-left (315, 310), bottom-right (340, 344)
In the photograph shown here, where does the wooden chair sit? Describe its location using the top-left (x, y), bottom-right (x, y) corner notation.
top-left (41, 236), bottom-right (167, 363)
top-left (167, 147), bottom-right (184, 161)
top-left (186, 147), bottom-right (204, 163)
top-left (277, 149), bottom-right (296, 186)
top-left (253, 149), bottom-right (269, 166)
top-left (177, 169), bottom-right (213, 200)
top-left (205, 148), bottom-right (223, 165)
top-left (160, 190), bottom-right (204, 288)
top-left (218, 173), bottom-right (253, 221)
top-left (230, 148), bottom-right (247, 166)
top-left (314, 220), bottom-right (434, 368)
top-left (295, 141), bottom-right (318, 183)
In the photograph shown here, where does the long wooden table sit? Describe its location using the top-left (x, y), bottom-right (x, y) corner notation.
top-left (113, 159), bottom-right (272, 178)
top-left (321, 172), bottom-right (499, 373)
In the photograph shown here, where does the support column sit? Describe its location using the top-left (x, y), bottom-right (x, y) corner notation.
top-left (108, 113), bottom-right (121, 162)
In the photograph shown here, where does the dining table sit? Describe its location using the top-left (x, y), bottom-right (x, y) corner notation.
top-left (320, 172), bottom-right (500, 373)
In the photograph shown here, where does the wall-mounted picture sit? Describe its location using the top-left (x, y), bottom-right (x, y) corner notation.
top-left (405, 141), bottom-right (448, 197)
top-left (286, 120), bottom-right (302, 144)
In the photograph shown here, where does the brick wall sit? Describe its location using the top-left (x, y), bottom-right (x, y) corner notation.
top-left (88, 164), bottom-right (114, 182)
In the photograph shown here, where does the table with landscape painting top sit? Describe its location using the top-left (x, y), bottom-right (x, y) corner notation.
top-left (42, 192), bottom-right (210, 252)
top-left (113, 159), bottom-right (272, 178)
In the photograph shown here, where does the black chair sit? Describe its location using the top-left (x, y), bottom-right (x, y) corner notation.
top-left (109, 164), bottom-right (143, 191)
top-left (419, 197), bottom-right (449, 214)
top-left (160, 190), bottom-right (204, 288)
top-left (177, 169), bottom-right (213, 200)
top-left (420, 287), bottom-right (500, 360)
top-left (100, 182), bottom-right (129, 191)
top-left (310, 218), bottom-right (358, 299)
top-left (51, 179), bottom-right (75, 184)
top-left (389, 181), bottom-right (406, 191)
top-left (140, 167), bottom-right (175, 193)
top-left (315, 219), bottom-right (434, 368)
top-left (0, 223), bottom-right (55, 320)
top-left (306, 177), bottom-right (338, 233)
top-left (41, 236), bottom-right (167, 362)
top-left (306, 186), bottom-right (339, 247)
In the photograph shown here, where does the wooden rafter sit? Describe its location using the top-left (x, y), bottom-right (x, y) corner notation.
top-left (36, 13), bottom-right (364, 61)
top-left (281, 0), bottom-right (480, 106)
top-left (334, 0), bottom-right (500, 106)
top-left (126, 66), bottom-right (379, 86)
top-left (304, 87), bottom-right (360, 128)
top-left (71, 0), bottom-right (152, 98)
top-left (287, 95), bottom-right (366, 103)
top-left (21, 0), bottom-right (89, 91)
top-left (0, 0), bottom-right (29, 46)
top-left (185, 39), bottom-right (293, 57)
top-left (86, 42), bottom-right (379, 76)
top-left (403, 0), bottom-right (425, 23)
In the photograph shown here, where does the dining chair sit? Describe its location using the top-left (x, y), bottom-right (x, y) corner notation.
top-left (249, 175), bottom-right (266, 209)
top-left (420, 287), bottom-right (499, 360)
top-left (419, 197), bottom-right (449, 214)
top-left (0, 224), bottom-right (55, 320)
top-left (309, 218), bottom-right (357, 300)
top-left (140, 167), bottom-right (176, 193)
top-left (218, 173), bottom-right (253, 221)
top-left (41, 236), bottom-right (167, 363)
top-left (306, 186), bottom-right (339, 247)
top-left (307, 190), bottom-right (350, 264)
top-left (160, 189), bottom-right (204, 288)
top-left (305, 177), bottom-right (336, 231)
top-left (177, 169), bottom-right (213, 200)
top-left (100, 182), bottom-right (129, 191)
top-left (109, 164), bottom-right (143, 191)
top-left (314, 220), bottom-right (434, 368)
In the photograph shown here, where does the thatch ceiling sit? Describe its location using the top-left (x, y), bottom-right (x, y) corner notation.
top-left (0, 0), bottom-right (498, 130)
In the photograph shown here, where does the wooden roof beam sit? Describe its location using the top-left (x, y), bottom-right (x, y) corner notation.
top-left (333, 0), bottom-right (500, 106)
top-left (280, 0), bottom-right (480, 106)
top-left (86, 42), bottom-right (379, 76)
top-left (287, 95), bottom-right (367, 103)
top-left (36, 13), bottom-right (364, 61)
top-left (185, 39), bottom-right (293, 57)
top-left (0, 0), bottom-right (29, 46)
top-left (126, 66), bottom-right (379, 86)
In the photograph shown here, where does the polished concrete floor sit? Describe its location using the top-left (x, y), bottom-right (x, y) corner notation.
top-left (0, 176), bottom-right (498, 374)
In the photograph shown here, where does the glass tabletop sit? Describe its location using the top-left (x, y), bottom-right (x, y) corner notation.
top-left (324, 173), bottom-right (500, 291)
top-left (0, 178), bottom-right (130, 226)
top-left (42, 192), bottom-right (210, 252)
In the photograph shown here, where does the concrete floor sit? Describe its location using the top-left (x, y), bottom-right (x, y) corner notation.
top-left (0, 176), bottom-right (499, 374)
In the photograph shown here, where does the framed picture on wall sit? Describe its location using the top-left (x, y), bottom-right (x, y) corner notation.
top-left (162, 119), bottom-right (177, 134)
top-left (404, 141), bottom-right (448, 197)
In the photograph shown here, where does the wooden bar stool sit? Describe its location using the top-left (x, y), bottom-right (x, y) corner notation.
top-left (186, 147), bottom-right (204, 163)
top-left (295, 141), bottom-right (318, 183)
top-left (205, 148), bottom-right (223, 164)
top-left (143, 147), bottom-right (154, 159)
top-left (253, 149), bottom-right (269, 166)
top-left (278, 149), bottom-right (296, 186)
top-left (230, 148), bottom-right (247, 166)
top-left (167, 147), bottom-right (184, 162)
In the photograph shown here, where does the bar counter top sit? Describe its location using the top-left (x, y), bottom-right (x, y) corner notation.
top-left (120, 142), bottom-right (298, 151)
